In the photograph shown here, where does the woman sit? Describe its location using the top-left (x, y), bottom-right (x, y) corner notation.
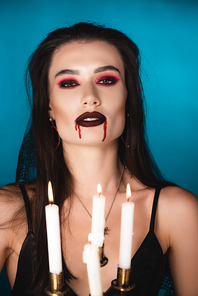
top-left (0, 22), bottom-right (197, 296)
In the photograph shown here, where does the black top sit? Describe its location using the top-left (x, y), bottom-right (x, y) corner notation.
top-left (12, 186), bottom-right (166, 296)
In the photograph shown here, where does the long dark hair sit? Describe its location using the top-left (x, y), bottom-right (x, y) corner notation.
top-left (26, 22), bottom-right (173, 292)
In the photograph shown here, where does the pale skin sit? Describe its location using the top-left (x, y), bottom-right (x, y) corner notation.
top-left (0, 40), bottom-right (198, 296)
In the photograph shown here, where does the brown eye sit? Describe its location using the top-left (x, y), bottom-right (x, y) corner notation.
top-left (99, 79), bottom-right (112, 84)
top-left (58, 79), bottom-right (80, 88)
top-left (97, 76), bottom-right (119, 85)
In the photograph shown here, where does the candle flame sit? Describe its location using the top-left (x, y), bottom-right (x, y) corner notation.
top-left (48, 181), bottom-right (54, 203)
top-left (126, 183), bottom-right (131, 201)
top-left (97, 184), bottom-right (102, 195)
top-left (88, 233), bottom-right (92, 243)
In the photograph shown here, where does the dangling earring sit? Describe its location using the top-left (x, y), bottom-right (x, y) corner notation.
top-left (49, 117), bottom-right (61, 149)
top-left (121, 113), bottom-right (130, 148)
top-left (121, 135), bottom-right (129, 148)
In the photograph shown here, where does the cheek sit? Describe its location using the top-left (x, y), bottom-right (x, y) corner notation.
top-left (49, 88), bottom-right (78, 139)
top-left (113, 89), bottom-right (127, 119)
top-left (49, 90), bottom-right (76, 122)
top-left (108, 92), bottom-right (127, 133)
top-left (51, 102), bottom-right (68, 121)
top-left (116, 106), bottom-right (126, 131)
top-left (49, 100), bottom-right (74, 136)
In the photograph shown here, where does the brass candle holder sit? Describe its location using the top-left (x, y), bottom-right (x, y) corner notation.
top-left (45, 272), bottom-right (68, 296)
top-left (99, 244), bottom-right (108, 267)
top-left (111, 267), bottom-right (135, 295)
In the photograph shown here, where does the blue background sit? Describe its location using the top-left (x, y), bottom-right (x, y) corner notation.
top-left (0, 0), bottom-right (197, 294)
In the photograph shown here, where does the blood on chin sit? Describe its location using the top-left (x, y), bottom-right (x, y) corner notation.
top-left (75, 120), bottom-right (107, 142)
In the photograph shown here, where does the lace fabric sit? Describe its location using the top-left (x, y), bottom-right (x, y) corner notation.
top-left (16, 126), bottom-right (37, 182)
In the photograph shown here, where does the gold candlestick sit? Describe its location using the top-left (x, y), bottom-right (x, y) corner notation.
top-left (111, 267), bottom-right (135, 295)
top-left (45, 272), bottom-right (68, 296)
top-left (99, 244), bottom-right (108, 267)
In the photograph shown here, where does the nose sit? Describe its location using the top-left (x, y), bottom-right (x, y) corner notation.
top-left (81, 84), bottom-right (101, 107)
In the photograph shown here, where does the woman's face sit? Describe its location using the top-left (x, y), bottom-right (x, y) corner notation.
top-left (48, 40), bottom-right (127, 147)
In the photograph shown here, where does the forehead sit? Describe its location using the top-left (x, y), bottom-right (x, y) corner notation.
top-left (49, 40), bottom-right (125, 76)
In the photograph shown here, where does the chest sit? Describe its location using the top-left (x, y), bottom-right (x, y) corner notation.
top-left (60, 197), bottom-right (156, 295)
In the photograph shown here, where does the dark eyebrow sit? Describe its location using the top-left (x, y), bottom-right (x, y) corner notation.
top-left (94, 65), bottom-right (120, 74)
top-left (55, 69), bottom-right (80, 77)
top-left (55, 65), bottom-right (120, 78)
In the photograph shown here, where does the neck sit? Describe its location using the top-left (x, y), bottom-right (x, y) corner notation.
top-left (62, 141), bottom-right (124, 198)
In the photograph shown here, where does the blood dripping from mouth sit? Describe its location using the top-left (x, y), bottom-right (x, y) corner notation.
top-left (75, 122), bottom-right (81, 139)
top-left (75, 119), bottom-right (107, 141)
top-left (102, 120), bottom-right (107, 142)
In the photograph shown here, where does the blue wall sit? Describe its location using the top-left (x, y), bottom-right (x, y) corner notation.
top-left (0, 0), bottom-right (198, 294)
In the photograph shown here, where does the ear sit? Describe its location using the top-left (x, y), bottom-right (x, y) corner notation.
top-left (48, 103), bottom-right (55, 120)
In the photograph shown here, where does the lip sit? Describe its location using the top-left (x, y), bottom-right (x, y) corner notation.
top-left (75, 111), bottom-right (106, 127)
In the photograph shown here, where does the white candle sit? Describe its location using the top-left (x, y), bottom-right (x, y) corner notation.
top-left (83, 235), bottom-right (103, 296)
top-left (91, 184), bottom-right (105, 247)
top-left (45, 181), bottom-right (62, 274)
top-left (118, 183), bottom-right (134, 269)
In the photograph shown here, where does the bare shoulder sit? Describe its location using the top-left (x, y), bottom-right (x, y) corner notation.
top-left (0, 183), bottom-right (35, 248)
top-left (0, 184), bottom-right (23, 224)
top-left (0, 182), bottom-right (36, 226)
top-left (0, 184), bottom-right (24, 271)
top-left (0, 182), bottom-right (36, 278)
top-left (154, 186), bottom-right (197, 250)
top-left (159, 185), bottom-right (198, 216)
top-left (158, 185), bottom-right (198, 249)
top-left (159, 187), bottom-right (198, 295)
top-left (158, 186), bottom-right (197, 231)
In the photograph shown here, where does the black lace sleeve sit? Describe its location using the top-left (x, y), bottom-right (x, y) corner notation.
top-left (16, 126), bottom-right (37, 182)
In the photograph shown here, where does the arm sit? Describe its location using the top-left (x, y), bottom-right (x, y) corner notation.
top-left (0, 189), bottom-right (13, 273)
top-left (165, 187), bottom-right (198, 296)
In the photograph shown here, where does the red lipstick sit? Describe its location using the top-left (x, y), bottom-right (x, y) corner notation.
top-left (75, 112), bottom-right (106, 127)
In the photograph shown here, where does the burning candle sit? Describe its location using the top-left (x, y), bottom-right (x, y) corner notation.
top-left (91, 184), bottom-right (105, 247)
top-left (118, 183), bottom-right (134, 269)
top-left (45, 181), bottom-right (62, 274)
top-left (83, 234), bottom-right (103, 296)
